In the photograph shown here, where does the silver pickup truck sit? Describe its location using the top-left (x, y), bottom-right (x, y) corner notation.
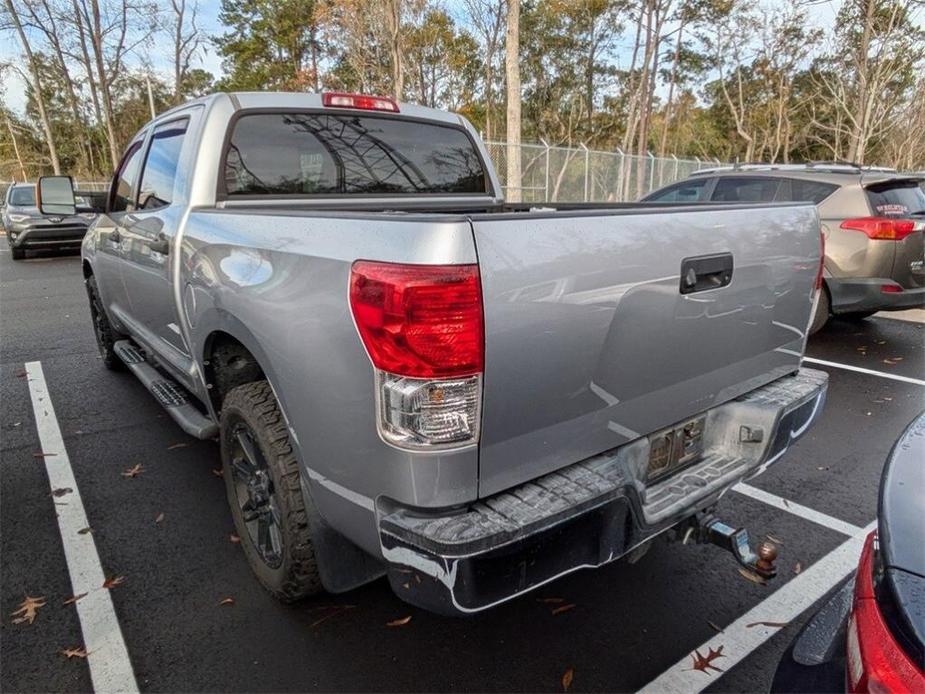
top-left (38, 92), bottom-right (828, 615)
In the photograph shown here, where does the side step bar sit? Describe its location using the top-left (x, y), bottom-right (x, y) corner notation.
top-left (114, 340), bottom-right (218, 440)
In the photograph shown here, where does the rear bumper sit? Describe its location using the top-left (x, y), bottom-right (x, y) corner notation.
top-left (379, 368), bottom-right (828, 615)
top-left (827, 277), bottom-right (925, 313)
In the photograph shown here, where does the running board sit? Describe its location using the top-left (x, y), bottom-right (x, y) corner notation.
top-left (113, 340), bottom-right (218, 440)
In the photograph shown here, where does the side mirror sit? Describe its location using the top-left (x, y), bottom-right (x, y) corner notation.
top-left (37, 176), bottom-right (76, 216)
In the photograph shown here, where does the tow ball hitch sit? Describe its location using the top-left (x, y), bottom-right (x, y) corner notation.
top-left (685, 513), bottom-right (779, 580)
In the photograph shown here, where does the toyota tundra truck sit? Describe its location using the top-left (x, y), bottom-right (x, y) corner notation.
top-left (40, 91), bottom-right (829, 614)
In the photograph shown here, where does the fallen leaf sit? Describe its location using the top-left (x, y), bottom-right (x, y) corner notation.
top-left (211, 469), bottom-right (223, 478)
top-left (562, 667), bottom-right (574, 692)
top-left (59, 647), bottom-right (89, 659)
top-left (154, 512), bottom-right (165, 524)
top-left (121, 463), bottom-right (143, 478)
top-left (817, 466), bottom-right (830, 471)
top-left (707, 620), bottom-right (724, 633)
top-left (782, 498), bottom-right (791, 508)
top-left (167, 443), bottom-right (188, 450)
top-left (102, 575), bottom-right (125, 590)
top-left (688, 646), bottom-right (725, 674)
top-left (794, 562), bottom-right (802, 575)
top-left (229, 534), bottom-right (240, 544)
top-left (551, 603), bottom-right (576, 615)
top-left (63, 593), bottom-right (87, 605)
top-left (218, 597), bottom-right (235, 606)
top-left (77, 527), bottom-right (93, 535)
top-left (308, 605), bottom-right (355, 629)
top-left (737, 567), bottom-right (767, 586)
top-left (33, 452), bottom-right (56, 458)
top-left (50, 487), bottom-right (73, 498)
top-left (386, 615), bottom-right (412, 627)
top-left (537, 597), bottom-right (566, 604)
top-left (766, 534), bottom-right (784, 545)
top-left (15, 370), bottom-right (27, 378)
top-left (11, 596), bottom-right (46, 624)
top-left (747, 621), bottom-right (789, 629)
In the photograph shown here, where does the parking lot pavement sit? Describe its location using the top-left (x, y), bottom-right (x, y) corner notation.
top-left (2, 248), bottom-right (923, 693)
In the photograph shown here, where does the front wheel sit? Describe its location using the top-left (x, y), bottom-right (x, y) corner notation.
top-left (220, 381), bottom-right (323, 602)
top-left (85, 275), bottom-right (125, 370)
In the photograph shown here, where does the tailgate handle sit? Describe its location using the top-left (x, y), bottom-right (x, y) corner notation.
top-left (680, 253), bottom-right (734, 294)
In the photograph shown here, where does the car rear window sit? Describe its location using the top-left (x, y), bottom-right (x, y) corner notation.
top-left (9, 186), bottom-right (35, 206)
top-left (223, 112), bottom-right (489, 197)
top-left (710, 177), bottom-right (780, 202)
top-left (645, 177), bottom-right (711, 202)
top-left (866, 180), bottom-right (925, 217)
top-left (788, 179), bottom-right (838, 204)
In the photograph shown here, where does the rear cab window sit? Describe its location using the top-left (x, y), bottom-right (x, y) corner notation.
top-left (222, 112), bottom-right (489, 198)
top-left (866, 180), bottom-right (925, 217)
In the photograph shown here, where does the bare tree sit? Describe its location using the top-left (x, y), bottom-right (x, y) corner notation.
top-left (4, 0), bottom-right (61, 173)
top-left (386, 0), bottom-right (404, 99)
top-left (462, 0), bottom-right (504, 140)
top-left (168, 0), bottom-right (202, 104)
top-left (505, 0), bottom-right (521, 202)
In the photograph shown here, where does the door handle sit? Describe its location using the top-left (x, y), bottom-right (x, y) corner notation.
top-left (680, 253), bottom-right (734, 294)
top-left (148, 233), bottom-right (169, 255)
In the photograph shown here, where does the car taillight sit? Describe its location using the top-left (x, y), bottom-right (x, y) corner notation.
top-left (841, 217), bottom-right (918, 241)
top-left (349, 261), bottom-right (483, 449)
top-left (846, 531), bottom-right (925, 693)
top-left (322, 92), bottom-right (399, 112)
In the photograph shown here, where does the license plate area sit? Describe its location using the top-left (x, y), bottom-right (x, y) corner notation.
top-left (646, 415), bottom-right (707, 482)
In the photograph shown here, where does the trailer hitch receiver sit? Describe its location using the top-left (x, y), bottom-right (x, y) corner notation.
top-left (687, 514), bottom-right (779, 579)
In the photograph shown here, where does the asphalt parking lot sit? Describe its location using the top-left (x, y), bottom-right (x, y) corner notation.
top-left (1, 245), bottom-right (923, 693)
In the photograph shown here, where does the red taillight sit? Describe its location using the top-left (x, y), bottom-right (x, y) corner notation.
top-left (349, 261), bottom-right (483, 378)
top-left (841, 217), bottom-right (917, 241)
top-left (846, 532), bottom-right (925, 693)
top-left (322, 92), bottom-right (400, 113)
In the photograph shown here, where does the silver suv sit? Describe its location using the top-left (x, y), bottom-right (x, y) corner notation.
top-left (643, 164), bottom-right (925, 333)
top-left (2, 182), bottom-right (92, 260)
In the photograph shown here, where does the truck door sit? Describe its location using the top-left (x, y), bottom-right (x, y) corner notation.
top-left (119, 116), bottom-right (191, 363)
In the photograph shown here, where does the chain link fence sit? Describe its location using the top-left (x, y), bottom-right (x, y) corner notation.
top-left (484, 140), bottom-right (726, 202)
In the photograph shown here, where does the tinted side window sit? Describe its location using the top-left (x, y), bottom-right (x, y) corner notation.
top-left (110, 142), bottom-right (144, 213)
top-left (710, 177), bottom-right (780, 202)
top-left (788, 179), bottom-right (838, 204)
top-left (224, 113), bottom-right (488, 196)
top-left (137, 119), bottom-right (189, 210)
top-left (646, 177), bottom-right (711, 202)
top-left (866, 180), bottom-right (925, 216)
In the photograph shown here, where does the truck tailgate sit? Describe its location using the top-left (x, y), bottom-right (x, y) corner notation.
top-left (471, 204), bottom-right (820, 497)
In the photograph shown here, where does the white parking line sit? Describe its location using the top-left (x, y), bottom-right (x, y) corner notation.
top-left (733, 483), bottom-right (863, 537)
top-left (803, 356), bottom-right (925, 387)
top-left (25, 361), bottom-right (139, 694)
top-left (638, 521), bottom-right (875, 694)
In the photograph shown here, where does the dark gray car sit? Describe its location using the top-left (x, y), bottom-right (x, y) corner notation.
top-left (2, 182), bottom-right (92, 260)
top-left (643, 164), bottom-right (925, 333)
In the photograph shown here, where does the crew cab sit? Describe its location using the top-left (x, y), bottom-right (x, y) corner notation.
top-left (41, 92), bottom-right (828, 614)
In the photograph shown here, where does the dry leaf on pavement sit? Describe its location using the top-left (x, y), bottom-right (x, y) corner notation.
top-left (33, 452), bottom-right (57, 458)
top-left (121, 464), bottom-right (144, 478)
top-left (746, 621), bottom-right (789, 629)
top-left (537, 597), bottom-right (565, 604)
top-left (50, 487), bottom-right (73, 497)
top-left (11, 596), bottom-right (46, 624)
top-left (63, 593), bottom-right (88, 606)
top-left (386, 615), bottom-right (412, 627)
top-left (551, 603), bottom-right (576, 615)
top-left (102, 575), bottom-right (126, 590)
top-left (155, 512), bottom-right (165, 524)
top-left (707, 620), bottom-right (724, 633)
top-left (211, 469), bottom-right (223, 478)
top-left (59, 647), bottom-right (89, 659)
top-left (167, 443), bottom-right (188, 450)
top-left (794, 562), bottom-right (802, 574)
top-left (77, 527), bottom-right (93, 535)
top-left (688, 646), bottom-right (725, 674)
top-left (766, 534), bottom-right (783, 545)
top-left (229, 534), bottom-right (240, 544)
top-left (218, 597), bottom-right (235, 606)
top-left (562, 667), bottom-right (574, 692)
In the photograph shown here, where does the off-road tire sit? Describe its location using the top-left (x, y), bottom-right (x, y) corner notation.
top-left (85, 275), bottom-right (125, 370)
top-left (808, 287), bottom-right (830, 335)
top-left (220, 381), bottom-right (323, 602)
top-left (10, 246), bottom-right (25, 260)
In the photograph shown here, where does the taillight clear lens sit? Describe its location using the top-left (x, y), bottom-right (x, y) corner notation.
top-left (841, 217), bottom-right (919, 241)
top-left (377, 372), bottom-right (481, 448)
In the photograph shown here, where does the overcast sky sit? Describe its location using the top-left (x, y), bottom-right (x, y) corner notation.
top-left (1, 0), bottom-right (844, 117)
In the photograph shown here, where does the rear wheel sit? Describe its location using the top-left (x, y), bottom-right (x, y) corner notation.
top-left (85, 275), bottom-right (125, 370)
top-left (808, 288), bottom-right (830, 335)
top-left (220, 381), bottom-right (323, 602)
